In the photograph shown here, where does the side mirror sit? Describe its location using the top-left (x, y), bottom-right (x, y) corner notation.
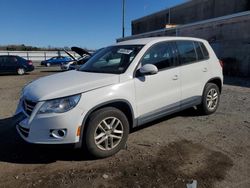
top-left (139, 64), bottom-right (158, 76)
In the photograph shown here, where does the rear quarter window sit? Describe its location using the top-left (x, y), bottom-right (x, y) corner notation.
top-left (200, 42), bottom-right (209, 58)
top-left (194, 42), bottom-right (204, 60)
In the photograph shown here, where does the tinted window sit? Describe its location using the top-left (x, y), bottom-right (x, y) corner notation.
top-left (200, 43), bottom-right (209, 58)
top-left (176, 41), bottom-right (197, 64)
top-left (16, 56), bottom-right (25, 61)
top-left (141, 42), bottom-right (176, 70)
top-left (194, 42), bottom-right (204, 60)
top-left (6, 56), bottom-right (18, 66)
top-left (0, 57), bottom-right (4, 66)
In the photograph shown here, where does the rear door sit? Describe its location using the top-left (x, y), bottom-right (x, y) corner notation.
top-left (176, 40), bottom-right (210, 108)
top-left (5, 56), bottom-right (18, 72)
top-left (134, 41), bottom-right (181, 124)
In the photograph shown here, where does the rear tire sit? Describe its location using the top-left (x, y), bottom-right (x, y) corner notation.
top-left (46, 63), bottom-right (50, 67)
top-left (198, 83), bottom-right (220, 115)
top-left (83, 107), bottom-right (129, 158)
top-left (17, 68), bottom-right (25, 75)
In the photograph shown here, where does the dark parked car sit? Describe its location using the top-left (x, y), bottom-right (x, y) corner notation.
top-left (0, 55), bottom-right (34, 75)
top-left (40, 56), bottom-right (72, 67)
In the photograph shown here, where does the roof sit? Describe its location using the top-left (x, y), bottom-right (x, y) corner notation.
top-left (116, 36), bottom-right (206, 46)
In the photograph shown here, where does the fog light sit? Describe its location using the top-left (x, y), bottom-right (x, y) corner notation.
top-left (50, 129), bottom-right (67, 139)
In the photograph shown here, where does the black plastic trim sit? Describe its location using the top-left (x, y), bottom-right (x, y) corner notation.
top-left (75, 99), bottom-right (135, 148)
top-left (137, 96), bottom-right (201, 126)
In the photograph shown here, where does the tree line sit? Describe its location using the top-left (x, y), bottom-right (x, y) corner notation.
top-left (0, 44), bottom-right (68, 51)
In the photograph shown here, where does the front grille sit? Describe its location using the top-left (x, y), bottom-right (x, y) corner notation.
top-left (23, 99), bottom-right (37, 116)
top-left (18, 125), bottom-right (30, 137)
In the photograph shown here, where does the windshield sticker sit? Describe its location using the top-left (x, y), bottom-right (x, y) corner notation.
top-left (117, 49), bottom-right (133, 55)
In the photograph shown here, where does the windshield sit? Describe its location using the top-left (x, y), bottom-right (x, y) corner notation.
top-left (79, 45), bottom-right (143, 74)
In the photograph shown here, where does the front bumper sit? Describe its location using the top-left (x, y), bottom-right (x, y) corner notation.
top-left (15, 98), bottom-right (85, 146)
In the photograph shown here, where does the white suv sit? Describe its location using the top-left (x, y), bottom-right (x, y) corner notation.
top-left (15, 37), bottom-right (223, 158)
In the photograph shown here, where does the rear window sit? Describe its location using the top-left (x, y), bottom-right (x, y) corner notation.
top-left (17, 56), bottom-right (26, 61)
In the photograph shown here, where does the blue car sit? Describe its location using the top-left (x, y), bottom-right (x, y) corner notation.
top-left (41, 56), bottom-right (72, 67)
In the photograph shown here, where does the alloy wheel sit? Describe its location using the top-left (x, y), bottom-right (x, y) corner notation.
top-left (206, 88), bottom-right (218, 111)
top-left (94, 117), bottom-right (124, 151)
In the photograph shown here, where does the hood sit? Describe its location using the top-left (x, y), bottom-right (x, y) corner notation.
top-left (64, 49), bottom-right (77, 61)
top-left (64, 47), bottom-right (91, 61)
top-left (71, 47), bottom-right (91, 57)
top-left (23, 71), bottom-right (120, 101)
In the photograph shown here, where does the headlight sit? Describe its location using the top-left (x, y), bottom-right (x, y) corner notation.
top-left (38, 94), bottom-right (81, 114)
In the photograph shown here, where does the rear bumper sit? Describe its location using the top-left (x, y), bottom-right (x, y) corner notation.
top-left (25, 66), bottom-right (34, 72)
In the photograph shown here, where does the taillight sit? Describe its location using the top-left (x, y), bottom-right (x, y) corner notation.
top-left (219, 60), bottom-right (223, 68)
top-left (27, 60), bottom-right (33, 65)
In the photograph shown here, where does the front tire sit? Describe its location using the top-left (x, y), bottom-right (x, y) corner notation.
top-left (83, 107), bottom-right (129, 158)
top-left (198, 83), bottom-right (220, 115)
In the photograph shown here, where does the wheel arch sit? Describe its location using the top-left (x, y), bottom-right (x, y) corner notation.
top-left (205, 77), bottom-right (222, 93)
top-left (76, 99), bottom-right (135, 148)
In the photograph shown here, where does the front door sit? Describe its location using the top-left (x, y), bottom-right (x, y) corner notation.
top-left (134, 41), bottom-right (181, 125)
top-left (0, 56), bottom-right (4, 72)
top-left (5, 56), bottom-right (18, 72)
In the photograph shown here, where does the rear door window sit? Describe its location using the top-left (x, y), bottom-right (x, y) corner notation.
top-left (176, 41), bottom-right (197, 65)
top-left (7, 57), bottom-right (18, 66)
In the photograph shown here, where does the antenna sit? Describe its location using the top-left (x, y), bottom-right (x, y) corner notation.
top-left (122, 0), bottom-right (125, 38)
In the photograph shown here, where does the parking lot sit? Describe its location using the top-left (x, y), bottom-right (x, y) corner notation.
top-left (0, 63), bottom-right (249, 188)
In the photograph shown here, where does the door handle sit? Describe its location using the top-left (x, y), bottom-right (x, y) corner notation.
top-left (203, 67), bottom-right (208, 72)
top-left (172, 75), bottom-right (179, 80)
